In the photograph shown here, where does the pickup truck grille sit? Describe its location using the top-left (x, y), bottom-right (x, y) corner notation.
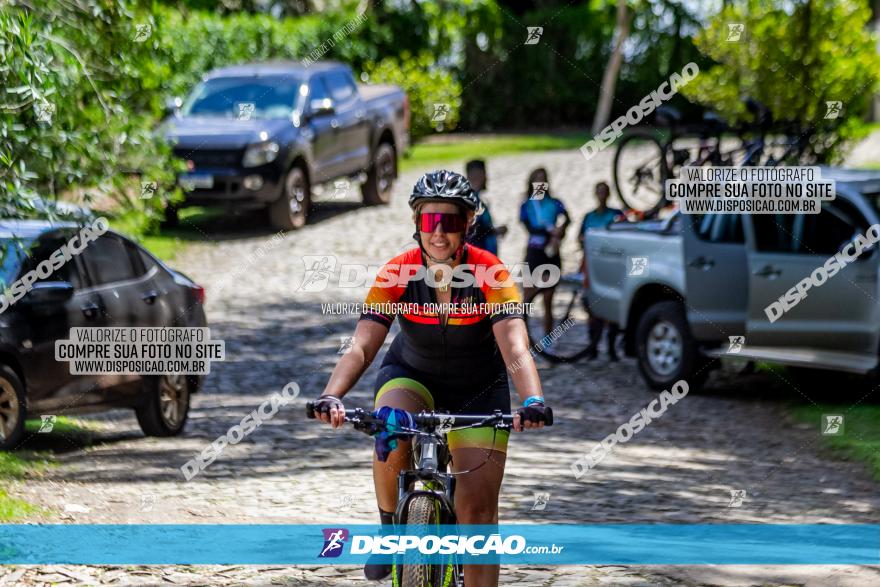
top-left (173, 148), bottom-right (242, 168)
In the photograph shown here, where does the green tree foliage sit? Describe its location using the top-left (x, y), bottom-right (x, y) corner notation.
top-left (363, 52), bottom-right (462, 139)
top-left (682, 0), bottom-right (880, 162)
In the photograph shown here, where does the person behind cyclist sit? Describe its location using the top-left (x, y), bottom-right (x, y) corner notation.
top-left (313, 170), bottom-right (551, 587)
top-left (465, 159), bottom-right (507, 255)
top-left (579, 181), bottom-right (624, 361)
top-left (519, 167), bottom-right (571, 337)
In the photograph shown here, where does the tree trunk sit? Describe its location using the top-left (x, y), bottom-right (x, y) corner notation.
top-left (591, 0), bottom-right (632, 135)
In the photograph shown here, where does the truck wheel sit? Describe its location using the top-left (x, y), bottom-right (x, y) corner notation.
top-left (0, 365), bottom-right (25, 451)
top-left (135, 373), bottom-right (190, 437)
top-left (635, 300), bottom-right (706, 391)
top-left (270, 166), bottom-right (310, 230)
top-left (361, 142), bottom-right (395, 206)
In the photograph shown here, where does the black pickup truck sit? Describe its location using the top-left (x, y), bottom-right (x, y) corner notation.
top-left (163, 61), bottom-right (409, 230)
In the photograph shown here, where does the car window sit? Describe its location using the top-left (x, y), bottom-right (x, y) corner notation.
top-left (325, 71), bottom-right (356, 103)
top-left (17, 234), bottom-right (82, 289)
top-left (694, 214), bottom-right (744, 244)
top-left (795, 199), bottom-right (870, 256)
top-left (753, 200), bottom-right (869, 255)
top-left (80, 235), bottom-right (137, 285)
top-left (309, 76), bottom-right (331, 106)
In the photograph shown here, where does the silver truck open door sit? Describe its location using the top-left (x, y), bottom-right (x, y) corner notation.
top-left (682, 213), bottom-right (749, 341)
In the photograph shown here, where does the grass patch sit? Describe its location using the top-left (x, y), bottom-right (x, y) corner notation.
top-left (402, 132), bottom-right (591, 171)
top-left (0, 488), bottom-right (40, 521)
top-left (790, 404), bottom-right (880, 480)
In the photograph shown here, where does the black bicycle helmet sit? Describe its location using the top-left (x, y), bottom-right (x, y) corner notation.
top-left (409, 170), bottom-right (481, 213)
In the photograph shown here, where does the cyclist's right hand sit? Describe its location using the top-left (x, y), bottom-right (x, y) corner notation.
top-left (313, 395), bottom-right (345, 428)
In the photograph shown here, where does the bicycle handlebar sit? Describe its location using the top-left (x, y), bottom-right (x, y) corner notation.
top-left (305, 403), bottom-right (553, 427)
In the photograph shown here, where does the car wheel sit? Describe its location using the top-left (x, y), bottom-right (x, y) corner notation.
top-left (269, 166), bottom-right (310, 230)
top-left (135, 373), bottom-right (190, 437)
top-left (635, 300), bottom-right (706, 391)
top-left (0, 365), bottom-right (25, 451)
top-left (361, 142), bottom-right (395, 206)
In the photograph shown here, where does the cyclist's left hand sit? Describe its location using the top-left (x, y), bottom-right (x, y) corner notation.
top-left (514, 403), bottom-right (549, 431)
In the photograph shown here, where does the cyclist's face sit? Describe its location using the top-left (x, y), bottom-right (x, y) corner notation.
top-left (418, 202), bottom-right (468, 260)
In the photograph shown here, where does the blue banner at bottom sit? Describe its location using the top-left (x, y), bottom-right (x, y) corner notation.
top-left (0, 524), bottom-right (877, 565)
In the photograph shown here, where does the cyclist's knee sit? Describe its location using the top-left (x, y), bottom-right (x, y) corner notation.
top-left (456, 499), bottom-right (498, 524)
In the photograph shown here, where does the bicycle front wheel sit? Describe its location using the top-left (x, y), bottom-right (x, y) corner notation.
top-left (397, 495), bottom-right (458, 587)
top-left (613, 130), bottom-right (669, 212)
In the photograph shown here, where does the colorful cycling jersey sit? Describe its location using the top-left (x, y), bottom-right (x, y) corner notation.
top-left (359, 245), bottom-right (524, 384)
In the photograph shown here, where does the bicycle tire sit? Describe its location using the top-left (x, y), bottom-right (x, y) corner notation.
top-left (613, 130), bottom-right (669, 213)
top-left (524, 280), bottom-right (592, 363)
top-left (398, 495), bottom-right (455, 587)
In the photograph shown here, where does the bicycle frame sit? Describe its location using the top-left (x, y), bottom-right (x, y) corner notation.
top-left (396, 432), bottom-right (457, 526)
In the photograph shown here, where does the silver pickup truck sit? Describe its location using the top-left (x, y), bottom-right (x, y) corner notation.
top-left (585, 167), bottom-right (880, 389)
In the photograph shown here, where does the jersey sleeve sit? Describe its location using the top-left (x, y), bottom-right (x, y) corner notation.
top-left (359, 255), bottom-right (409, 327)
top-left (473, 249), bottom-right (525, 324)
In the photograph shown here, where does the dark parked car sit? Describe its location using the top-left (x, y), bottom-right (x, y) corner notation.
top-left (163, 60), bottom-right (410, 230)
top-left (0, 220), bottom-right (207, 450)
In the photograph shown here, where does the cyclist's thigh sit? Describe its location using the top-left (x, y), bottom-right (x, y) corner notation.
top-left (374, 362), bottom-right (435, 412)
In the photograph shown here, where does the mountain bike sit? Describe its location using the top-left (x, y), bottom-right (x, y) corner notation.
top-left (305, 403), bottom-right (554, 586)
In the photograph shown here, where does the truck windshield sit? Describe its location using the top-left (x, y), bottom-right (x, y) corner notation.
top-left (181, 76), bottom-right (301, 120)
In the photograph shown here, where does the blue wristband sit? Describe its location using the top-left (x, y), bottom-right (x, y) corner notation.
top-left (523, 395), bottom-right (545, 408)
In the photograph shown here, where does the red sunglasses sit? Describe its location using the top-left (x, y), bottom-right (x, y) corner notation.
top-left (418, 212), bottom-right (467, 233)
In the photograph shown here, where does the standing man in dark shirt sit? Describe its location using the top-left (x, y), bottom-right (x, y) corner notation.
top-left (466, 160), bottom-right (507, 255)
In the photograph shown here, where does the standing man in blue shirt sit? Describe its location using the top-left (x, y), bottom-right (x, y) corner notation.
top-left (579, 181), bottom-right (624, 361)
top-left (466, 160), bottom-right (507, 255)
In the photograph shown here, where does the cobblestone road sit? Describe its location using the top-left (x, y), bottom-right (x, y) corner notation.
top-left (6, 147), bottom-right (880, 586)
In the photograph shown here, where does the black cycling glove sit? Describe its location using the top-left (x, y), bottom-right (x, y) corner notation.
top-left (313, 395), bottom-right (344, 416)
top-left (517, 403), bottom-right (550, 425)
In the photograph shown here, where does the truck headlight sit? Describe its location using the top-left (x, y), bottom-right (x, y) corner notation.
top-left (242, 141), bottom-right (280, 167)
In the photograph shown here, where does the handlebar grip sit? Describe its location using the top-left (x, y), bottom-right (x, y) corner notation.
top-left (544, 407), bottom-right (553, 426)
top-left (306, 402), bottom-right (316, 419)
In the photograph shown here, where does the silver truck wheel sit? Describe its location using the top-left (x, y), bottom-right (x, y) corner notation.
top-left (635, 300), bottom-right (706, 391)
top-left (270, 167), bottom-right (310, 230)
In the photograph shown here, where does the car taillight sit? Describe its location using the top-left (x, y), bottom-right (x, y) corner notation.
top-left (192, 284), bottom-right (205, 305)
top-left (403, 95), bottom-right (410, 132)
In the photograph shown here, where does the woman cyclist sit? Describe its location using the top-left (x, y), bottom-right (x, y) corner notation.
top-left (312, 170), bottom-right (552, 587)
